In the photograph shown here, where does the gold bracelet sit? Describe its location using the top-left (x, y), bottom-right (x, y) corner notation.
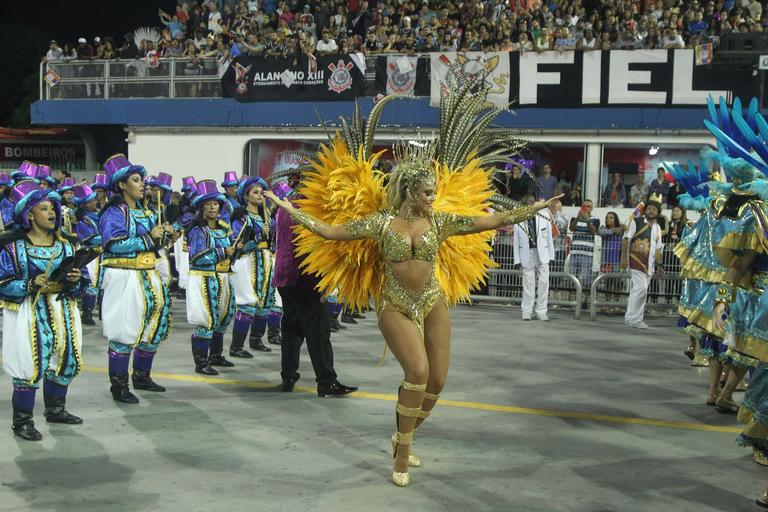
top-left (289, 208), bottom-right (323, 235)
top-left (503, 205), bottom-right (535, 225)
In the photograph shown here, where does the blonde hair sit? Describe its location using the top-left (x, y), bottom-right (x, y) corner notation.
top-left (386, 162), bottom-right (435, 211)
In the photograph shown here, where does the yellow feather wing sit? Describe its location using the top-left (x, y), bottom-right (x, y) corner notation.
top-left (433, 159), bottom-right (498, 305)
top-left (292, 140), bottom-right (387, 310)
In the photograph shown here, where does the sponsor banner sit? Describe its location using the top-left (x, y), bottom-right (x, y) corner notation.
top-left (222, 55), bottom-right (365, 102)
top-left (430, 52), bottom-right (511, 108)
top-left (427, 50), bottom-right (757, 108)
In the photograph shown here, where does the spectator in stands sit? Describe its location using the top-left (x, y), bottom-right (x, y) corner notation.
top-left (650, 167), bottom-right (671, 206)
top-left (555, 171), bottom-right (571, 198)
top-left (506, 164), bottom-right (534, 201)
top-left (628, 174), bottom-right (649, 208)
top-left (76, 38), bottom-right (93, 60)
top-left (599, 212), bottom-right (625, 273)
top-left (160, 9), bottom-right (186, 40)
top-left (538, 165), bottom-right (558, 200)
top-left (569, 199), bottom-right (600, 307)
top-left (43, 40), bottom-right (64, 62)
top-left (577, 29), bottom-right (600, 50)
top-left (165, 37), bottom-right (183, 58)
top-left (102, 40), bottom-right (115, 60)
top-left (663, 27), bottom-right (686, 48)
top-left (317, 30), bottom-right (339, 55)
top-left (602, 173), bottom-right (626, 207)
top-left (549, 199), bottom-right (569, 273)
top-left (514, 33), bottom-right (533, 51)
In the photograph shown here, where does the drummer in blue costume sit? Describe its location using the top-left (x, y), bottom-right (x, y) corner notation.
top-left (34, 165), bottom-right (56, 189)
top-left (0, 181), bottom-right (85, 440)
top-left (0, 172), bottom-right (15, 230)
top-left (99, 153), bottom-right (174, 404)
top-left (228, 176), bottom-right (278, 357)
top-left (185, 179), bottom-right (243, 374)
top-left (146, 172), bottom-right (175, 286)
top-left (73, 184), bottom-right (102, 326)
top-left (173, 176), bottom-right (198, 297)
top-left (220, 171), bottom-right (241, 224)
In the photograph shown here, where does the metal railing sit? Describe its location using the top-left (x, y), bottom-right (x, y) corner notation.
top-left (469, 231), bottom-right (684, 320)
top-left (40, 58), bottom-right (225, 100)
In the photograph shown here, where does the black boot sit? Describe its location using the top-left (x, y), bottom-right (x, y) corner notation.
top-left (249, 332), bottom-right (272, 352)
top-left (43, 393), bottom-right (83, 424)
top-left (132, 369), bottom-right (166, 392)
top-left (341, 309), bottom-right (357, 324)
top-left (209, 334), bottom-right (235, 367)
top-left (229, 329), bottom-right (253, 358)
top-left (12, 407), bottom-right (42, 441)
top-left (81, 309), bottom-right (96, 326)
top-left (193, 348), bottom-right (219, 375)
top-left (109, 373), bottom-right (139, 404)
top-left (267, 324), bottom-right (282, 346)
top-left (330, 311), bottom-right (345, 332)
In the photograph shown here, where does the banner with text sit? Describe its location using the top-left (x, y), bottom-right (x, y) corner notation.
top-left (429, 50), bottom-right (756, 108)
top-left (222, 55), bottom-right (365, 102)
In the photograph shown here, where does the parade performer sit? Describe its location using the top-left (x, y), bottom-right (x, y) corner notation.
top-left (99, 154), bottom-right (174, 403)
top-left (173, 176), bottom-right (197, 297)
top-left (265, 82), bottom-right (560, 487)
top-left (185, 180), bottom-right (242, 374)
top-left (220, 171), bottom-right (240, 224)
top-left (58, 177), bottom-right (77, 238)
top-left (34, 165), bottom-right (56, 189)
top-left (228, 175), bottom-right (276, 357)
top-left (73, 184), bottom-right (102, 325)
top-left (91, 173), bottom-right (109, 209)
top-left (11, 161), bottom-right (37, 182)
top-left (0, 172), bottom-right (15, 230)
top-left (0, 181), bottom-right (85, 440)
top-left (147, 172), bottom-right (175, 285)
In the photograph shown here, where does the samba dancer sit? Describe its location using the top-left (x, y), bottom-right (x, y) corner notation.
top-left (73, 184), bottom-right (102, 326)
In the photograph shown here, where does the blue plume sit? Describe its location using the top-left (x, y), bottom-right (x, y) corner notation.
top-left (678, 193), bottom-right (710, 211)
top-left (664, 158), bottom-right (710, 198)
top-left (704, 96), bottom-right (768, 177)
top-left (745, 179), bottom-right (768, 201)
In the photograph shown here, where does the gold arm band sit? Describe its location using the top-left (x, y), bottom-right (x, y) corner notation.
top-left (289, 208), bottom-right (323, 235)
top-left (401, 380), bottom-right (427, 392)
top-left (423, 392), bottom-right (440, 401)
top-left (396, 403), bottom-right (423, 417)
top-left (392, 431), bottom-right (414, 445)
top-left (503, 205), bottom-right (535, 225)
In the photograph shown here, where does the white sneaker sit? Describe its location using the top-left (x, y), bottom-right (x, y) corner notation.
top-left (522, 313), bottom-right (532, 321)
top-left (538, 313), bottom-right (549, 322)
top-left (632, 321), bottom-right (649, 329)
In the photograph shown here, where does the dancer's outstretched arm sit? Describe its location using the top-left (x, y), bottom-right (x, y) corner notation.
top-left (265, 190), bottom-right (371, 241)
top-left (443, 194), bottom-right (564, 237)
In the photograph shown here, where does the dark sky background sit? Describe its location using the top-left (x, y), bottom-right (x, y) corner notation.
top-left (0, 0), bottom-right (177, 127)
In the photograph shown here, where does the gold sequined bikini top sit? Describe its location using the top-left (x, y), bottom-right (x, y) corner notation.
top-left (345, 211), bottom-right (476, 263)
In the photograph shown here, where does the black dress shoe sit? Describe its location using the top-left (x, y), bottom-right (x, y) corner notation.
top-left (351, 311), bottom-right (365, 319)
top-left (317, 382), bottom-right (358, 397)
top-left (209, 355), bottom-right (235, 367)
top-left (229, 348), bottom-right (254, 359)
top-left (81, 312), bottom-right (96, 326)
top-left (340, 312), bottom-right (357, 324)
top-left (249, 339), bottom-right (272, 352)
top-left (281, 379), bottom-right (297, 392)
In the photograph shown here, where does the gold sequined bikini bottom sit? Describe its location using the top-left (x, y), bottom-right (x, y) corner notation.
top-left (376, 266), bottom-right (445, 337)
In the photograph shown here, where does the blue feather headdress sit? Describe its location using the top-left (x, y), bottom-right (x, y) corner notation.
top-left (665, 151), bottom-right (714, 211)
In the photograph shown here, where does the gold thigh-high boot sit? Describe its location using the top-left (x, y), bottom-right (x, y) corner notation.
top-left (391, 380), bottom-right (426, 487)
top-left (408, 391), bottom-right (441, 468)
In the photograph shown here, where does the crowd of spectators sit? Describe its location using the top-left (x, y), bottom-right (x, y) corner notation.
top-left (42, 0), bottom-right (768, 64)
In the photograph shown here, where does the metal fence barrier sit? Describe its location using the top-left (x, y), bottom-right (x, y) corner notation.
top-left (469, 232), bottom-right (684, 321)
